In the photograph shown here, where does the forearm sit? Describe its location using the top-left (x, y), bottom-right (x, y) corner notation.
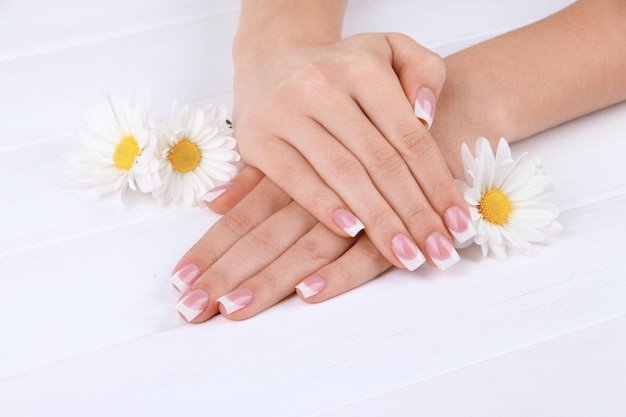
top-left (434, 0), bottom-right (626, 177)
top-left (233, 0), bottom-right (347, 58)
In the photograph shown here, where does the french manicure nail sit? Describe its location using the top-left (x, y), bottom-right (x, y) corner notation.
top-left (333, 208), bottom-right (364, 237)
top-left (202, 183), bottom-right (232, 202)
top-left (171, 264), bottom-right (202, 293)
top-left (392, 234), bottom-right (426, 271)
top-left (217, 288), bottom-right (254, 314)
top-left (425, 232), bottom-right (460, 271)
top-left (414, 87), bottom-right (436, 129)
top-left (176, 288), bottom-right (210, 322)
top-left (444, 206), bottom-right (477, 244)
top-left (296, 276), bottom-right (326, 299)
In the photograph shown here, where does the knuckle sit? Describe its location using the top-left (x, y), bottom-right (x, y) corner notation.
top-left (247, 228), bottom-right (281, 256)
top-left (345, 50), bottom-right (385, 79)
top-left (327, 153), bottom-right (364, 180)
top-left (288, 63), bottom-right (336, 99)
top-left (365, 147), bottom-right (404, 173)
top-left (221, 209), bottom-right (256, 237)
top-left (297, 234), bottom-right (336, 266)
top-left (403, 202), bottom-right (437, 232)
top-left (394, 126), bottom-right (437, 158)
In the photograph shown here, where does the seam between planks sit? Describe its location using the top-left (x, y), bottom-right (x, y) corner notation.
top-left (306, 313), bottom-right (626, 417)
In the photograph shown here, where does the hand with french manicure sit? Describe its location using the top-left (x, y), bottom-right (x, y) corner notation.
top-left (227, 32), bottom-right (473, 273)
top-left (172, 33), bottom-right (477, 323)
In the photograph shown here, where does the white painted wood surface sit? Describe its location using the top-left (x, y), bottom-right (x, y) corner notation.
top-left (1, 0), bottom-right (625, 416)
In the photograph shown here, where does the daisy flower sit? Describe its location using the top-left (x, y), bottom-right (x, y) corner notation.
top-left (153, 101), bottom-right (240, 207)
top-left (67, 88), bottom-right (161, 201)
top-left (458, 137), bottom-right (561, 260)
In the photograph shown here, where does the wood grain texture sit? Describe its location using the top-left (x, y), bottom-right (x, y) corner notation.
top-left (2, 0), bottom-right (625, 416)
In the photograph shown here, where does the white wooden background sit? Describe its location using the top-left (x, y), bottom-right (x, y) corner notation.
top-left (2, 0), bottom-right (626, 416)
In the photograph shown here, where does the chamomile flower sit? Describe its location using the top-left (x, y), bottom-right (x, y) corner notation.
top-left (458, 137), bottom-right (561, 260)
top-left (67, 88), bottom-right (160, 201)
top-left (154, 102), bottom-right (240, 207)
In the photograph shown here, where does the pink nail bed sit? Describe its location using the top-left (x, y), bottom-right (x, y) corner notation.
top-left (217, 288), bottom-right (254, 314)
top-left (296, 276), bottom-right (326, 299)
top-left (171, 264), bottom-right (201, 293)
top-left (391, 234), bottom-right (426, 271)
top-left (425, 232), bottom-right (460, 271)
top-left (444, 206), bottom-right (477, 244)
top-left (176, 288), bottom-right (210, 322)
top-left (333, 208), bottom-right (364, 237)
top-left (414, 87), bottom-right (436, 129)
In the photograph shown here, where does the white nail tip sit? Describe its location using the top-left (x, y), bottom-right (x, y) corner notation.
top-left (398, 251), bottom-right (426, 272)
top-left (295, 282), bottom-right (320, 299)
top-left (414, 100), bottom-right (433, 129)
top-left (176, 300), bottom-right (203, 322)
top-left (343, 219), bottom-right (365, 237)
top-left (202, 187), bottom-right (229, 202)
top-left (217, 296), bottom-right (245, 315)
top-left (432, 249), bottom-right (461, 271)
top-left (450, 222), bottom-right (477, 245)
top-left (171, 272), bottom-right (190, 293)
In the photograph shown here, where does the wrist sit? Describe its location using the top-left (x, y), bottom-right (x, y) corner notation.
top-left (233, 0), bottom-right (346, 64)
top-left (431, 55), bottom-right (511, 180)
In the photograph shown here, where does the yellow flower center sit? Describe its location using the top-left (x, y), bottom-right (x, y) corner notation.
top-left (113, 136), bottom-right (140, 170)
top-left (168, 139), bottom-right (201, 173)
top-left (478, 189), bottom-right (512, 225)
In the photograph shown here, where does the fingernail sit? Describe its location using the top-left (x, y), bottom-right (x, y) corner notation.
top-left (392, 234), bottom-right (426, 271)
top-left (217, 288), bottom-right (254, 314)
top-left (414, 87), bottom-right (436, 129)
top-left (444, 206), bottom-right (477, 244)
top-left (296, 276), bottom-right (326, 299)
top-left (333, 208), bottom-right (364, 237)
top-left (171, 264), bottom-right (201, 293)
top-left (202, 183), bottom-right (232, 202)
top-left (425, 232), bottom-right (460, 271)
top-left (176, 288), bottom-right (210, 322)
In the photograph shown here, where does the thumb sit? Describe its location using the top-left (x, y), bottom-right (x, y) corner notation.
top-left (203, 165), bottom-right (264, 214)
top-left (385, 32), bottom-right (446, 129)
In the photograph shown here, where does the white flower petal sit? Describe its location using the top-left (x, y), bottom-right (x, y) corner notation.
top-left (458, 137), bottom-right (560, 260)
top-left (67, 89), bottom-right (155, 203)
top-left (495, 137), bottom-right (512, 164)
top-left (154, 101), bottom-right (241, 207)
top-left (464, 187), bottom-right (482, 206)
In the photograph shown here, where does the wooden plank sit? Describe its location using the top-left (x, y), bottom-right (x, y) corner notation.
top-left (344, 0), bottom-right (575, 54)
top-left (0, 0), bottom-right (575, 146)
top-left (1, 1), bottom-right (623, 416)
top-left (1, 193), bottom-right (625, 415)
top-left (1, 100), bottom-right (624, 255)
top-left (315, 316), bottom-right (626, 417)
top-left (0, 0), bottom-right (238, 60)
top-left (0, 16), bottom-right (238, 148)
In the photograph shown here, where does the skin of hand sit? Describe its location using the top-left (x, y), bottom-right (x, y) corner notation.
top-left (229, 1), bottom-right (473, 273)
top-left (173, 0), bottom-right (626, 322)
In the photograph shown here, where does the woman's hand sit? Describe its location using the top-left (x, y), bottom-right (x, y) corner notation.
top-left (173, 169), bottom-right (392, 322)
top-left (229, 32), bottom-right (474, 272)
top-left (173, 0), bottom-right (626, 323)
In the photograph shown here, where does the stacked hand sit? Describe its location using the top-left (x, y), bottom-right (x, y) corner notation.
top-left (171, 33), bottom-right (475, 322)
top-left (169, 0), bottom-right (626, 322)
